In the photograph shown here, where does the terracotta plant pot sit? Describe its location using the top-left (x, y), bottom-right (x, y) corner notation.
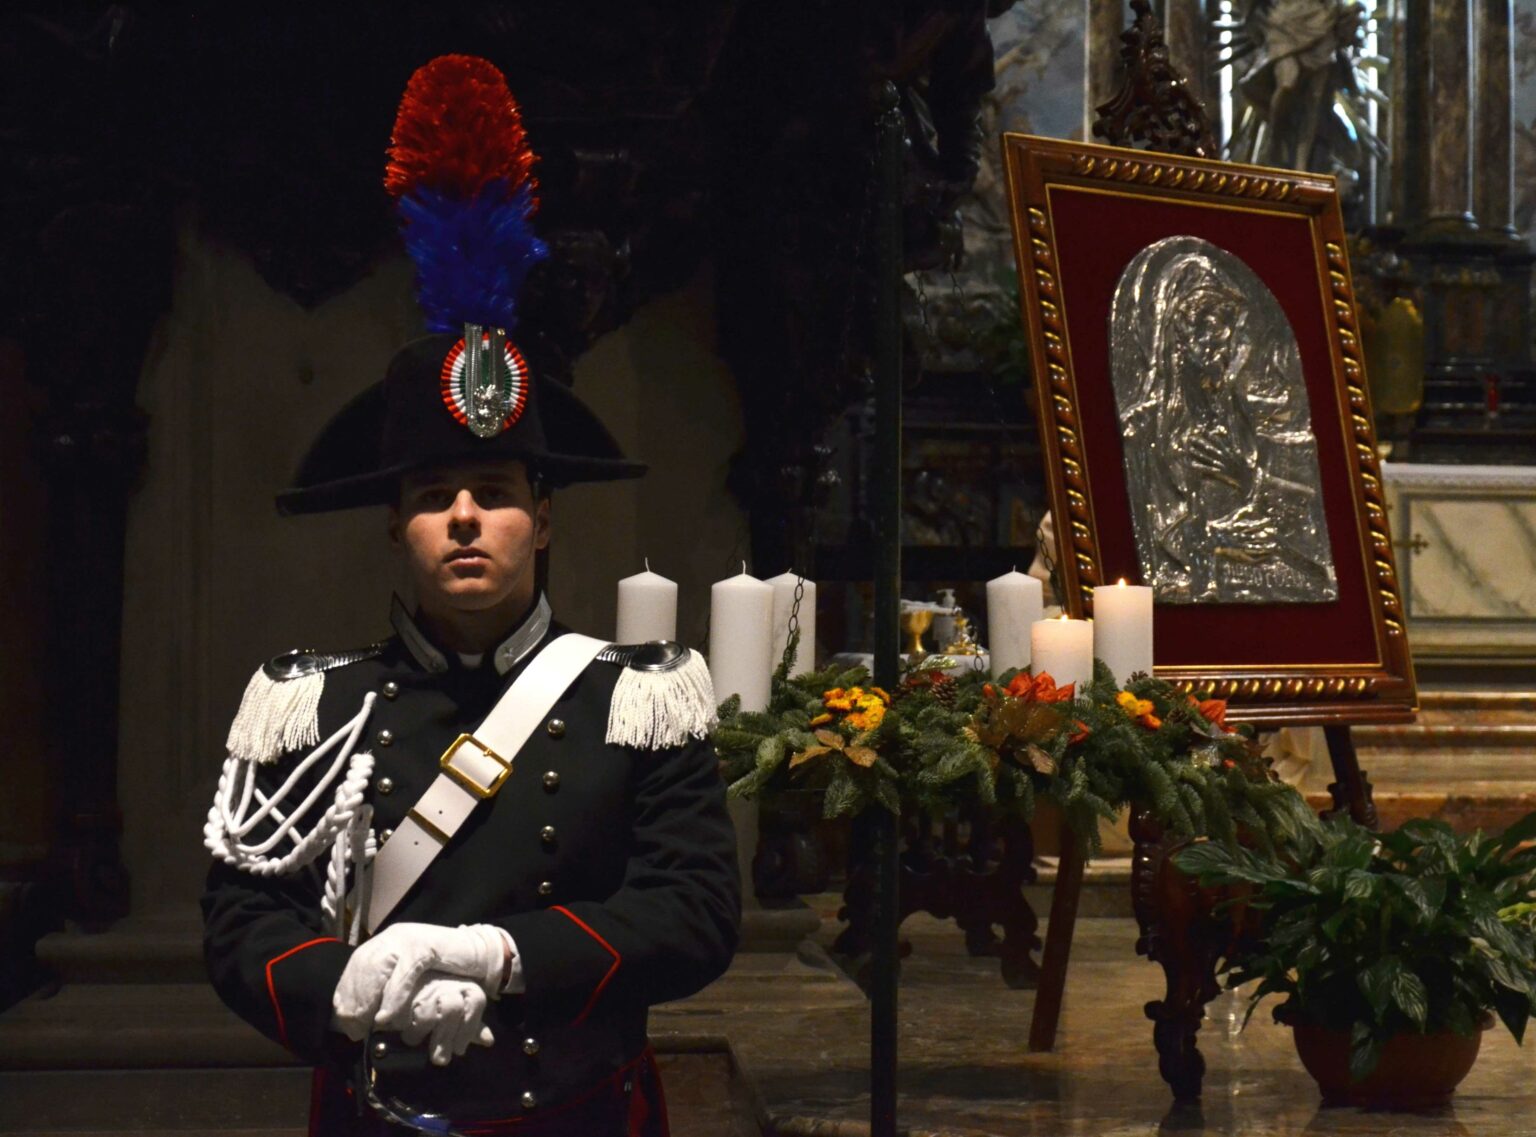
top-left (1290, 1016), bottom-right (1491, 1107)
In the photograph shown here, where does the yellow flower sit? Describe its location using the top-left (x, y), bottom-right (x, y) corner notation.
top-left (1116, 690), bottom-right (1161, 730)
top-left (823, 685), bottom-right (855, 712)
top-left (1116, 690), bottom-right (1155, 719)
top-left (809, 712), bottom-right (833, 726)
top-left (846, 704), bottom-right (887, 731)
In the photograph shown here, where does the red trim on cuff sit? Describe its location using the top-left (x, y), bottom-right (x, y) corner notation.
top-left (551, 906), bottom-right (621, 1026)
top-left (264, 936), bottom-right (339, 1049)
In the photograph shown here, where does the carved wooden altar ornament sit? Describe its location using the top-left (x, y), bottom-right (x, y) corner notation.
top-left (1002, 0), bottom-right (1416, 1101)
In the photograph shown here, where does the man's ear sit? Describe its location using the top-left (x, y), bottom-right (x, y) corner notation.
top-left (533, 497), bottom-right (551, 551)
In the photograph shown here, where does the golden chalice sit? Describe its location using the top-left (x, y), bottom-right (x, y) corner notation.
top-left (899, 608), bottom-right (934, 657)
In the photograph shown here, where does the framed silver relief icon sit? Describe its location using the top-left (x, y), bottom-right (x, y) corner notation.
top-left (1002, 134), bottom-right (1416, 725)
top-left (1109, 236), bottom-right (1338, 605)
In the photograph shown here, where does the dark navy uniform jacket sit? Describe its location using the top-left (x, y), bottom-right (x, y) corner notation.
top-left (201, 599), bottom-right (740, 1124)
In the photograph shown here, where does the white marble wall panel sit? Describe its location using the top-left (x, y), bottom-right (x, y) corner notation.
top-left (1384, 461), bottom-right (1536, 659)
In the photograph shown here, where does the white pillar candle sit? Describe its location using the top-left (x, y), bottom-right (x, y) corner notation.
top-left (616, 560), bottom-right (678, 643)
top-left (1030, 615), bottom-right (1093, 692)
top-left (987, 569), bottom-right (1044, 676)
top-left (709, 567), bottom-right (775, 712)
top-left (1092, 579), bottom-right (1154, 687)
top-left (766, 571), bottom-right (817, 677)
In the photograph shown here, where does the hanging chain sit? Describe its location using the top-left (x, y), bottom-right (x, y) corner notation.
top-left (779, 573), bottom-right (807, 675)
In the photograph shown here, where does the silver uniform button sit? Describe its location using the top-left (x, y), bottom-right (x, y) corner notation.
top-left (545, 718), bottom-right (566, 738)
top-left (376, 729), bottom-right (394, 747)
top-left (381, 681), bottom-right (400, 699)
top-left (376, 776), bottom-right (395, 796)
top-left (372, 1039), bottom-right (390, 1059)
top-left (542, 770), bottom-right (560, 791)
top-left (540, 825), bottom-right (557, 846)
top-left (522, 1037), bottom-right (540, 1057)
top-left (379, 828), bottom-right (394, 843)
top-left (537, 880), bottom-right (554, 897)
top-left (520, 1091), bottom-right (538, 1109)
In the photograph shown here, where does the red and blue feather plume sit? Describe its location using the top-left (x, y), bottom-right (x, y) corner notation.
top-left (384, 56), bottom-right (548, 334)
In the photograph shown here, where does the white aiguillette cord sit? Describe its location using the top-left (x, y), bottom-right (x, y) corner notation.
top-left (365, 633), bottom-right (608, 934)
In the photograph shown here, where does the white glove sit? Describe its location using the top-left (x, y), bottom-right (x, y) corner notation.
top-left (332, 922), bottom-right (504, 1040)
top-left (395, 972), bottom-right (496, 1066)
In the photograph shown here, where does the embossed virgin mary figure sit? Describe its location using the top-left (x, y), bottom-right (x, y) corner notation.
top-left (1109, 236), bottom-right (1338, 604)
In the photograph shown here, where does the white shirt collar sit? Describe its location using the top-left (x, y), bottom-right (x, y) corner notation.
top-left (390, 593), bottom-right (553, 676)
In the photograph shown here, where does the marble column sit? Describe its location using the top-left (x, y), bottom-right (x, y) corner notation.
top-left (1086, 0), bottom-right (1128, 139)
top-left (1424, 0), bottom-right (1477, 230)
top-left (1475, 0), bottom-right (1517, 236)
top-left (1389, 0), bottom-right (1428, 225)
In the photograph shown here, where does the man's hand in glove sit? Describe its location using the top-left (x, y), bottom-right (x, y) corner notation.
top-left (332, 922), bottom-right (505, 1040)
top-left (395, 973), bottom-right (496, 1066)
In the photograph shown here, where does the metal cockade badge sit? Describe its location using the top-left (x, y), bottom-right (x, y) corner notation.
top-left (440, 323), bottom-right (530, 438)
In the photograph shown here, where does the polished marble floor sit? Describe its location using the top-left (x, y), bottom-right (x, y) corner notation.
top-left (656, 910), bottom-right (1536, 1137)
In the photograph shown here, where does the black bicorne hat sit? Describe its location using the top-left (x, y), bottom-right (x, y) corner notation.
top-left (277, 56), bottom-right (644, 514)
top-left (277, 333), bottom-right (645, 515)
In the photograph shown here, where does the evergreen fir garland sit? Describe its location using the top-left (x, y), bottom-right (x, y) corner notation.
top-left (714, 655), bottom-right (1318, 857)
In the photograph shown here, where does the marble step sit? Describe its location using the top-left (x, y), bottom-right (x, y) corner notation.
top-left (0, 1067), bottom-right (308, 1135)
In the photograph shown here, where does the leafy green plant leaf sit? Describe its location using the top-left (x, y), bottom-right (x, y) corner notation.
top-left (1349, 1022), bottom-right (1383, 1083)
top-left (1390, 966), bottom-right (1429, 1030)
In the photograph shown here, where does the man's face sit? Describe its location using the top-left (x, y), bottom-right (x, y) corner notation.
top-left (390, 460), bottom-right (550, 614)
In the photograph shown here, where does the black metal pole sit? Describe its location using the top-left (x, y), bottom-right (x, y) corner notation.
top-left (869, 78), bottom-right (903, 1137)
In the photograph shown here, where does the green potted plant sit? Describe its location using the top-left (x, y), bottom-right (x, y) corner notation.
top-left (1177, 812), bottom-right (1536, 1106)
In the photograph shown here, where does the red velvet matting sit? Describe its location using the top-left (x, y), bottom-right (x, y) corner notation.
top-left (1046, 184), bottom-right (1377, 669)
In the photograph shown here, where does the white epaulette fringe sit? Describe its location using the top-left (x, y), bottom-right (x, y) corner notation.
top-left (204, 692), bottom-right (378, 943)
top-left (224, 666), bottom-right (324, 765)
top-left (605, 648), bottom-right (717, 751)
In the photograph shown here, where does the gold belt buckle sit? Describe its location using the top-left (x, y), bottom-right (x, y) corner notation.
top-left (439, 733), bottom-right (512, 799)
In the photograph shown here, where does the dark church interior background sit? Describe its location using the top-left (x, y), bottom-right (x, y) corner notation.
top-left (2, 4), bottom-right (1536, 1135)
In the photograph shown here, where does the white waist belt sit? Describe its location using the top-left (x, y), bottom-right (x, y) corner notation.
top-left (365, 633), bottom-right (608, 933)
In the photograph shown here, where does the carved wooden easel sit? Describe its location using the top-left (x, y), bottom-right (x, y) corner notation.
top-left (1027, 725), bottom-right (1378, 1098)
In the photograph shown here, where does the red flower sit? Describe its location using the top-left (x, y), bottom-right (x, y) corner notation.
top-left (1068, 720), bottom-right (1091, 745)
top-left (1007, 672), bottom-right (1075, 704)
top-left (1198, 699), bottom-right (1233, 733)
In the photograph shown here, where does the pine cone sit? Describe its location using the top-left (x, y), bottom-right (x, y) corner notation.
top-left (931, 675), bottom-right (958, 708)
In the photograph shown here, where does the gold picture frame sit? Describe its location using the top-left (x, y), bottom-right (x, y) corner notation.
top-left (1002, 134), bottom-right (1415, 725)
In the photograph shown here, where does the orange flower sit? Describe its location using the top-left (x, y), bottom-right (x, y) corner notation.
top-left (1197, 699), bottom-right (1233, 733)
top-left (809, 712), bottom-right (833, 726)
top-left (1030, 673), bottom-right (1076, 703)
top-left (1005, 672), bottom-right (1075, 703)
top-left (983, 682), bottom-right (996, 699)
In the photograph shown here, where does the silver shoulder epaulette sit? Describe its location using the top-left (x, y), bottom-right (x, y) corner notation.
top-left (263, 641), bottom-right (389, 681)
top-left (596, 640), bottom-right (689, 673)
top-left (602, 641), bottom-right (716, 750)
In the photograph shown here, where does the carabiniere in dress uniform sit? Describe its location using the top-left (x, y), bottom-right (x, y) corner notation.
top-left (199, 55), bottom-right (739, 1137)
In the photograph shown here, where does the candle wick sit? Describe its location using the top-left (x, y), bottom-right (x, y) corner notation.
top-left (645, 557), bottom-right (651, 573)
top-left (741, 560), bottom-right (746, 575)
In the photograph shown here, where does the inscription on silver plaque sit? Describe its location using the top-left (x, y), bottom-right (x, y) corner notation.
top-left (1109, 236), bottom-right (1338, 605)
